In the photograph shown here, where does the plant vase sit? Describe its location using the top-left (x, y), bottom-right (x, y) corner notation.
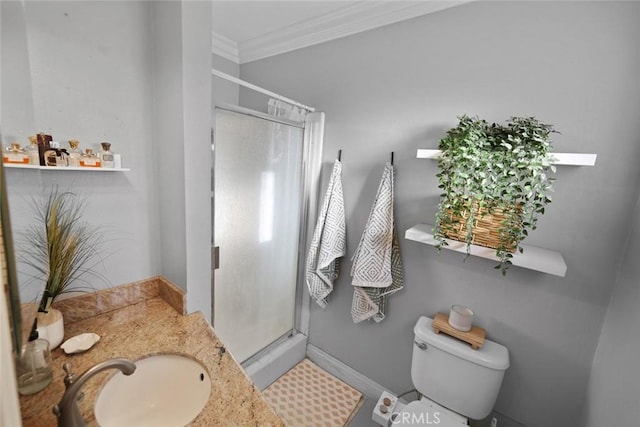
top-left (36, 308), bottom-right (64, 350)
top-left (439, 200), bottom-right (522, 252)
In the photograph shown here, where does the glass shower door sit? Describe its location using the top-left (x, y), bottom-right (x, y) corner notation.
top-left (213, 107), bottom-right (304, 363)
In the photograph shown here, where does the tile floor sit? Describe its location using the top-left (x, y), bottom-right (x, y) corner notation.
top-left (348, 397), bottom-right (379, 427)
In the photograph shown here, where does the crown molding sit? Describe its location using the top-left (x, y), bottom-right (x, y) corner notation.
top-left (212, 31), bottom-right (239, 64)
top-left (237, 1), bottom-right (471, 64)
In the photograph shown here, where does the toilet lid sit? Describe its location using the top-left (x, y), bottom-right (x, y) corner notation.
top-left (392, 401), bottom-right (467, 426)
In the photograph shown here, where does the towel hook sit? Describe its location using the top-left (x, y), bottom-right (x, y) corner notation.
top-left (338, 149), bottom-right (342, 161)
top-left (390, 151), bottom-right (394, 165)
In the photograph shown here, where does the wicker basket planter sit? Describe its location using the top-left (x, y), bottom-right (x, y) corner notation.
top-left (439, 201), bottom-right (522, 252)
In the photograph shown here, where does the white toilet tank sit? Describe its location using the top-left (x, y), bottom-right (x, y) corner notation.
top-left (412, 316), bottom-right (509, 420)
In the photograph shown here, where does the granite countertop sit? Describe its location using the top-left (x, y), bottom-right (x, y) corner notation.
top-left (19, 277), bottom-right (284, 427)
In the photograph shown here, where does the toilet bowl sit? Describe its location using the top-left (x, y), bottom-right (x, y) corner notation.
top-left (374, 316), bottom-right (509, 426)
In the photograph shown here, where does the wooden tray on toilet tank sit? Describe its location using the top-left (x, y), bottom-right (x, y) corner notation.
top-left (432, 312), bottom-right (486, 350)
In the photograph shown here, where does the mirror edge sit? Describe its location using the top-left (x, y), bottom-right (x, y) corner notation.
top-left (0, 160), bottom-right (22, 358)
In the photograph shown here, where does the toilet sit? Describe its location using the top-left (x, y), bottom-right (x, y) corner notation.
top-left (377, 316), bottom-right (509, 426)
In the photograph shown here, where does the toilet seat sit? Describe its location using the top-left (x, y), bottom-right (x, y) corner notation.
top-left (393, 400), bottom-right (468, 426)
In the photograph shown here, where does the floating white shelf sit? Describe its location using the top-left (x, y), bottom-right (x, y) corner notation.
top-left (416, 149), bottom-right (597, 166)
top-left (405, 223), bottom-right (567, 277)
top-left (4, 164), bottom-right (130, 172)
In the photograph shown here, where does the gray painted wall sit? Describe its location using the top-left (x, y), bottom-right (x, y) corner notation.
top-left (2, 1), bottom-right (161, 303)
top-left (152, 0), bottom-right (213, 318)
top-left (240, 2), bottom-right (640, 426)
top-left (583, 192), bottom-right (640, 424)
top-left (213, 53), bottom-right (240, 107)
top-left (2, 1), bottom-right (213, 318)
top-left (152, 0), bottom-right (188, 294)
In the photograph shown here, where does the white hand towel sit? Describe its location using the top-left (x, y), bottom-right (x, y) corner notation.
top-left (305, 160), bottom-right (346, 307)
top-left (351, 162), bottom-right (404, 323)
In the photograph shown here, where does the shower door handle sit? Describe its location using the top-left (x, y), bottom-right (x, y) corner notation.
top-left (213, 246), bottom-right (220, 270)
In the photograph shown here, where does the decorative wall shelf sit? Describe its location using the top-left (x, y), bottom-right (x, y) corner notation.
top-left (405, 224), bottom-right (567, 277)
top-left (416, 149), bottom-right (597, 166)
top-left (4, 164), bottom-right (130, 172)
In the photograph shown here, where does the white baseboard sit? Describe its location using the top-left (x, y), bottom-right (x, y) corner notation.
top-left (306, 344), bottom-right (387, 400)
top-left (244, 333), bottom-right (307, 391)
top-left (244, 338), bottom-right (390, 401)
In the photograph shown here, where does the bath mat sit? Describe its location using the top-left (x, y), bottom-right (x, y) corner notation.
top-left (263, 359), bottom-right (364, 427)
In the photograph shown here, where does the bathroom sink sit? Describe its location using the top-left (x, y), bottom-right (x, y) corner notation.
top-left (94, 354), bottom-right (211, 427)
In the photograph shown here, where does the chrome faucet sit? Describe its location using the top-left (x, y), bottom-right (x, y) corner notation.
top-left (53, 358), bottom-right (136, 427)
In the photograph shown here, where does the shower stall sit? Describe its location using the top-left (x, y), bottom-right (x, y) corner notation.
top-left (212, 72), bottom-right (323, 376)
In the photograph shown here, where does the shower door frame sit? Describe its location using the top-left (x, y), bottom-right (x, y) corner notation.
top-left (212, 104), bottom-right (324, 374)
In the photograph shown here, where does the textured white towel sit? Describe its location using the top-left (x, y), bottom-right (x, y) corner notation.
top-left (305, 160), bottom-right (346, 307)
top-left (351, 163), bottom-right (404, 323)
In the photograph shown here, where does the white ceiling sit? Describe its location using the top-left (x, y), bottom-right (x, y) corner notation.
top-left (212, 1), bottom-right (471, 64)
top-left (212, 1), bottom-right (358, 44)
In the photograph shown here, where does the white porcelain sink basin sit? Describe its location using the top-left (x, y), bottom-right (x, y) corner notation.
top-left (94, 354), bottom-right (211, 427)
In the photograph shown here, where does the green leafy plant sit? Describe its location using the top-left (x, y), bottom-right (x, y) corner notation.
top-left (434, 115), bottom-right (557, 274)
top-left (19, 187), bottom-right (106, 312)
